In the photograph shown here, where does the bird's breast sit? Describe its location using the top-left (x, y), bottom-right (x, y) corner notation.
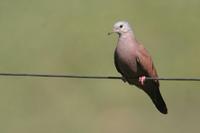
top-left (116, 41), bottom-right (137, 63)
top-left (115, 41), bottom-right (138, 74)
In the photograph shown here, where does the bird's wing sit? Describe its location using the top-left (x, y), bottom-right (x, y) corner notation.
top-left (136, 44), bottom-right (168, 114)
top-left (136, 44), bottom-right (159, 84)
top-left (114, 50), bottom-right (122, 74)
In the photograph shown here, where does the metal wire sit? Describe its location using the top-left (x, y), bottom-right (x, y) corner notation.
top-left (0, 72), bottom-right (199, 81)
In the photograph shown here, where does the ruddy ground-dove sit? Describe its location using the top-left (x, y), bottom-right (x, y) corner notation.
top-left (109, 21), bottom-right (167, 114)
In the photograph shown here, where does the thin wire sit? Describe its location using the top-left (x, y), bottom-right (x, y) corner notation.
top-left (0, 72), bottom-right (199, 81)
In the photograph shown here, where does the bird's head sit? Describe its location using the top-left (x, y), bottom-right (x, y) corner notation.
top-left (108, 21), bottom-right (133, 36)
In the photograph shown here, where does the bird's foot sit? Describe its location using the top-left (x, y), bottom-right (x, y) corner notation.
top-left (139, 76), bottom-right (146, 85)
top-left (121, 77), bottom-right (127, 83)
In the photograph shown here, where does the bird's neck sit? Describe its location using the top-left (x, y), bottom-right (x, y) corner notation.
top-left (119, 32), bottom-right (137, 45)
top-left (120, 31), bottom-right (134, 38)
top-left (116, 32), bottom-right (138, 61)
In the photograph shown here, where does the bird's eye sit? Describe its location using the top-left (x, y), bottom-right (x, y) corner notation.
top-left (119, 25), bottom-right (123, 28)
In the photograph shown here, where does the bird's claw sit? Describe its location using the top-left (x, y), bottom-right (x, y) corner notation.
top-left (139, 76), bottom-right (146, 85)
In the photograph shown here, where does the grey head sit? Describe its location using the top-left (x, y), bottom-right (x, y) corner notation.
top-left (111, 21), bottom-right (133, 36)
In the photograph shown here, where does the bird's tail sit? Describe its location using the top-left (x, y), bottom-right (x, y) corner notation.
top-left (150, 88), bottom-right (168, 114)
top-left (142, 81), bottom-right (168, 114)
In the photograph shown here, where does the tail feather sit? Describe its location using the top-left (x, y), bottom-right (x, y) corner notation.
top-left (128, 78), bottom-right (168, 114)
top-left (150, 88), bottom-right (168, 114)
top-left (141, 80), bottom-right (168, 114)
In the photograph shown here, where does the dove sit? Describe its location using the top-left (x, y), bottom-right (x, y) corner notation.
top-left (109, 21), bottom-right (167, 114)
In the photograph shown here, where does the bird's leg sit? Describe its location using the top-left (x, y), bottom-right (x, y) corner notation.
top-left (121, 76), bottom-right (127, 82)
top-left (139, 76), bottom-right (146, 85)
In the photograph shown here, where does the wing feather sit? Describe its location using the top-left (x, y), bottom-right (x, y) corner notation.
top-left (136, 44), bottom-right (159, 85)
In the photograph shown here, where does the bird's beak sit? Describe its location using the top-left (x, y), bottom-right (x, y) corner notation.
top-left (108, 28), bottom-right (118, 35)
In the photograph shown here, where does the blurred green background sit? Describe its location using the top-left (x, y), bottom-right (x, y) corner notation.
top-left (0, 0), bottom-right (200, 132)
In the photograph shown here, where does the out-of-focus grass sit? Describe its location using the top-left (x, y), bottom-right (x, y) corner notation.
top-left (0, 0), bottom-right (200, 133)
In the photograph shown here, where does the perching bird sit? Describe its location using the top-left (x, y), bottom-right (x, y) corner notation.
top-left (109, 21), bottom-right (168, 114)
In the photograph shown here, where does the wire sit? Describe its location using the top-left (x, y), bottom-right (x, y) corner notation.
top-left (0, 72), bottom-right (199, 81)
